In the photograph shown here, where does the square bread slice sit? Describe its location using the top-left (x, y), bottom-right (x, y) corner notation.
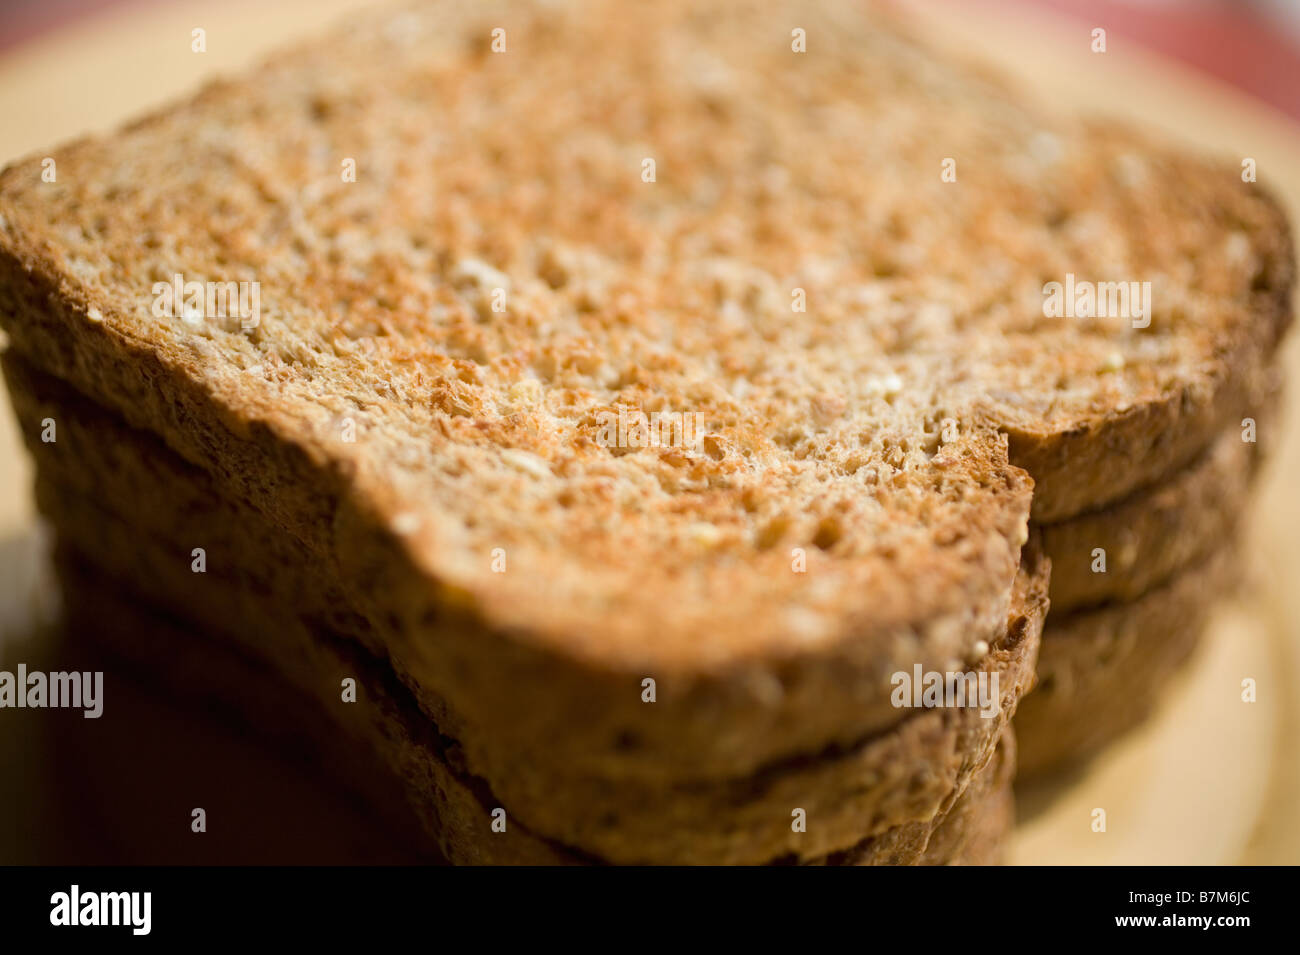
top-left (4, 353), bottom-right (1045, 863)
top-left (0, 0), bottom-right (1290, 784)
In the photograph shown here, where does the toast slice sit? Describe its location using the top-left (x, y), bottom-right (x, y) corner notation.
top-left (0, 0), bottom-right (1289, 780)
top-left (7, 353), bottom-right (1045, 862)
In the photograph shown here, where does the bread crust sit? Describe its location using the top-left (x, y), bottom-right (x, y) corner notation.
top-left (815, 729), bottom-right (1016, 866)
top-left (1039, 402), bottom-right (1269, 611)
top-left (55, 510), bottom-right (1037, 863)
top-left (1015, 547), bottom-right (1237, 779)
top-left (920, 730), bottom-right (1015, 866)
top-left (52, 551), bottom-right (583, 866)
top-left (999, 257), bottom-right (1290, 521)
top-left (57, 551), bottom-right (1016, 865)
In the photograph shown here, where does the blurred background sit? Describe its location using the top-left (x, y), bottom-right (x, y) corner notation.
top-left (1, 0), bottom-right (1298, 864)
top-left (0, 0), bottom-right (1292, 119)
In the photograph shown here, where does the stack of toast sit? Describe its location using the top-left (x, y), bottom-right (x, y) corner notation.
top-left (0, 0), bottom-right (1292, 863)
top-left (1018, 384), bottom-right (1279, 776)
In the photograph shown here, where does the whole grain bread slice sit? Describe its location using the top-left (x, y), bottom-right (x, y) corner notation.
top-left (11, 353), bottom-right (1045, 862)
top-left (0, 0), bottom-right (1289, 777)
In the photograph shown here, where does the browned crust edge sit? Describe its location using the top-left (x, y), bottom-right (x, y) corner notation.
top-left (1015, 546), bottom-right (1237, 779)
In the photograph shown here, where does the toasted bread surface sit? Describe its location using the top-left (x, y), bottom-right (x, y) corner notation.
top-left (12, 353), bottom-right (1045, 862)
